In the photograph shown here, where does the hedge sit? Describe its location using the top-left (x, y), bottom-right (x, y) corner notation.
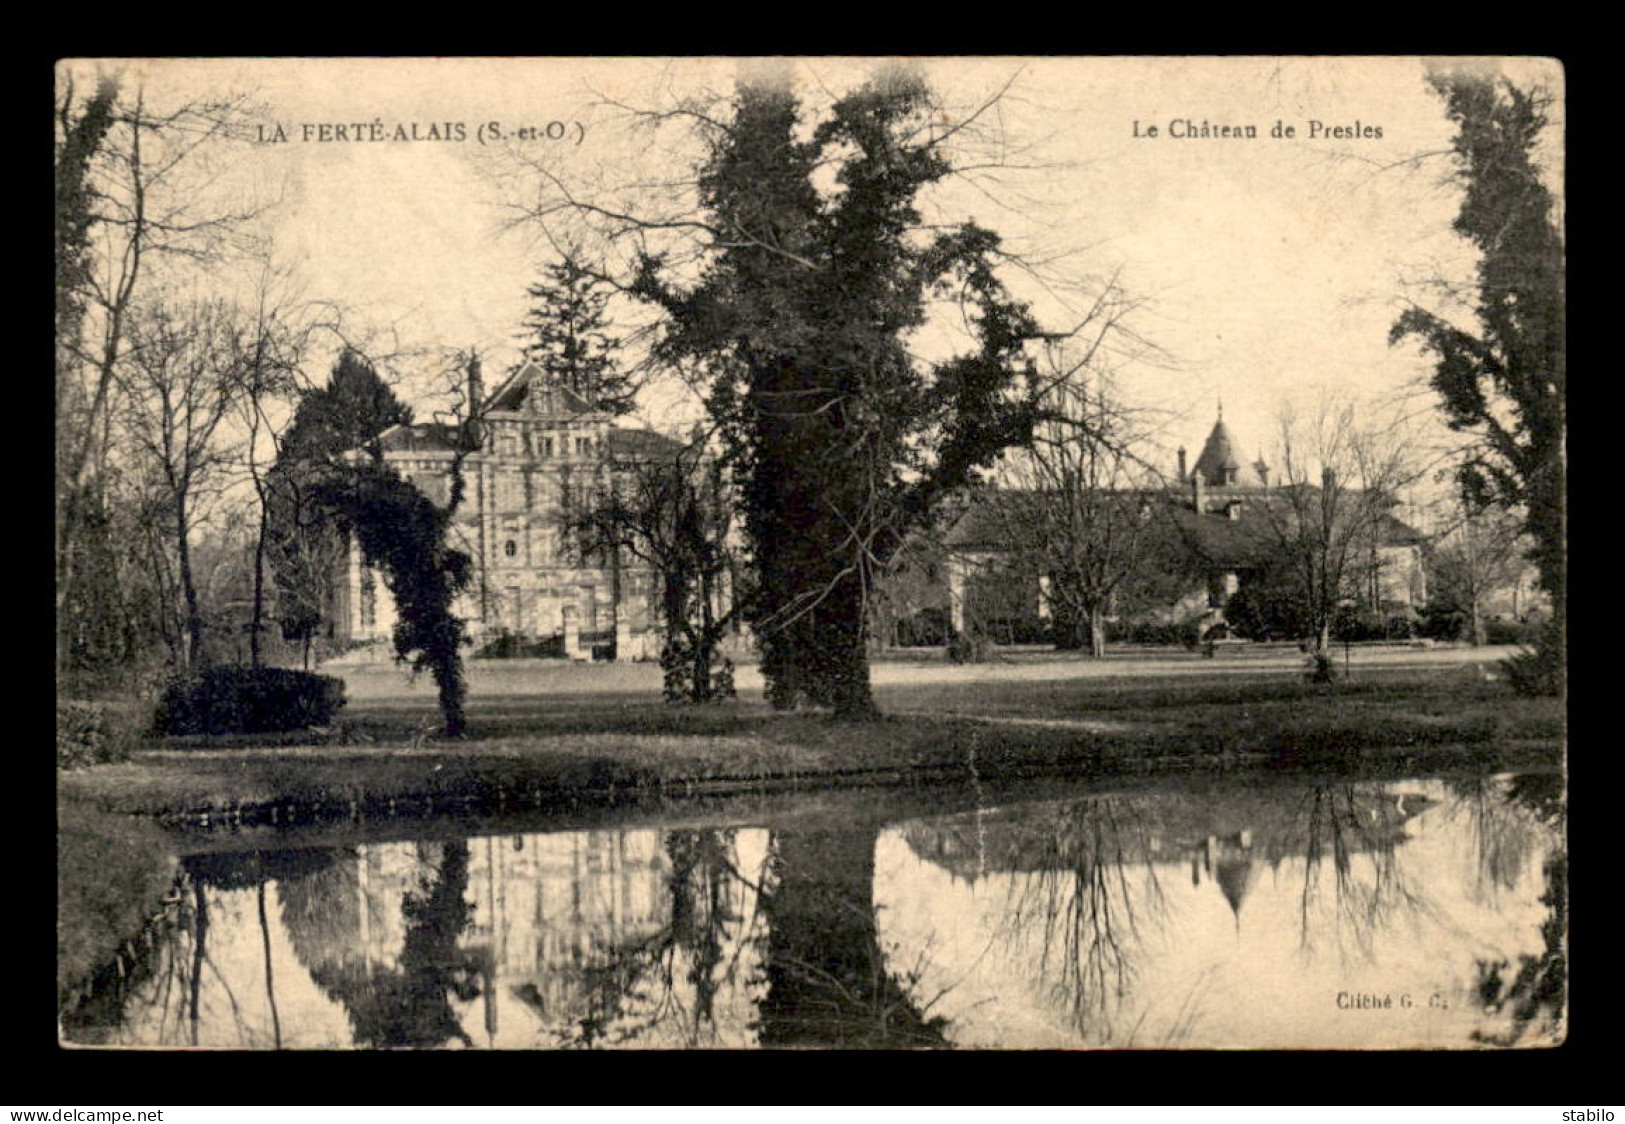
top-left (153, 667), bottom-right (346, 735)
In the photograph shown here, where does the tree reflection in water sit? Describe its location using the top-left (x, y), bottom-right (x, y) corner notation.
top-left (758, 826), bottom-right (949, 1049)
top-left (1467, 772), bottom-right (1566, 1046)
top-left (63, 848), bottom-right (341, 1048)
top-left (524, 829), bottom-right (767, 1049)
top-left (997, 797), bottom-right (1168, 1043)
top-left (304, 841), bottom-right (483, 1048)
top-left (1293, 785), bottom-right (1441, 961)
top-left (1445, 775), bottom-right (1548, 905)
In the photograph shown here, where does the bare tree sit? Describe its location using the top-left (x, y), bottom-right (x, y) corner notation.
top-left (1424, 496), bottom-right (1532, 646)
top-left (566, 433), bottom-right (741, 702)
top-left (982, 348), bottom-right (1162, 657)
top-left (56, 67), bottom-right (266, 675)
top-left (1254, 398), bottom-right (1422, 660)
top-left (229, 263), bottom-right (353, 667)
top-left (112, 299), bottom-right (254, 669)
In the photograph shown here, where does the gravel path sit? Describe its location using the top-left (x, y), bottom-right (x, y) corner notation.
top-left (330, 644), bottom-right (1519, 700)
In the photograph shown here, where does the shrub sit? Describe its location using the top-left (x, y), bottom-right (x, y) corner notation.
top-left (1419, 603), bottom-right (1466, 641)
top-left (1484, 615), bottom-right (1543, 646)
top-left (895, 608), bottom-right (950, 648)
top-left (1385, 610), bottom-right (1419, 640)
top-left (474, 631), bottom-right (567, 660)
top-left (1304, 652), bottom-right (1338, 684)
top-left (57, 700), bottom-right (148, 770)
top-left (154, 667), bottom-right (346, 735)
top-left (1502, 619), bottom-right (1564, 697)
top-left (1332, 605), bottom-right (1386, 643)
top-left (947, 631), bottom-right (993, 664)
top-left (1332, 604), bottom-right (1420, 643)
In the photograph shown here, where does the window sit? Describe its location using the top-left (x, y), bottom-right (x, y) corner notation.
top-left (496, 472), bottom-right (524, 511)
top-left (540, 437), bottom-right (554, 458)
top-left (576, 436), bottom-right (591, 456)
top-left (504, 540), bottom-right (517, 558)
top-left (497, 429), bottom-right (518, 457)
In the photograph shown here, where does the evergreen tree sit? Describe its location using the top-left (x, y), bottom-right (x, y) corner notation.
top-left (516, 254), bottom-right (636, 414)
top-left (278, 349), bottom-right (413, 465)
top-left (273, 349), bottom-right (479, 734)
top-left (266, 351), bottom-right (412, 656)
top-left (632, 71), bottom-right (1045, 719)
top-left (1390, 71), bottom-right (1564, 678)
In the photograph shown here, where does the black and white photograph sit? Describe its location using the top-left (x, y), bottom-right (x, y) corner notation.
top-left (54, 55), bottom-right (1566, 1050)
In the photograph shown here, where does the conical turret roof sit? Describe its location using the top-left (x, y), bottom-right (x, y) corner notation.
top-left (1191, 413), bottom-right (1265, 487)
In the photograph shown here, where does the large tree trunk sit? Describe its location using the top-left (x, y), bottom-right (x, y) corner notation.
top-left (812, 572), bottom-right (879, 721)
top-left (433, 659), bottom-right (466, 738)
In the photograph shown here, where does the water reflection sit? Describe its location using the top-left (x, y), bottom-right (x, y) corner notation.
top-left (878, 774), bottom-right (1563, 1048)
top-left (63, 772), bottom-right (1564, 1050)
top-left (758, 826), bottom-right (947, 1048)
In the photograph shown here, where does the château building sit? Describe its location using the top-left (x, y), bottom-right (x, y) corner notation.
top-left (1160, 409), bottom-right (1426, 616)
top-left (333, 361), bottom-right (686, 659)
top-left (886, 410), bottom-right (1427, 643)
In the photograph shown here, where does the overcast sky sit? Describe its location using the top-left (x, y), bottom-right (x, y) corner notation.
top-left (66, 56), bottom-right (1564, 491)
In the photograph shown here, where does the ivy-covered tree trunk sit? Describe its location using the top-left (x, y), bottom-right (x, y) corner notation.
top-left (315, 460), bottom-right (473, 737)
top-left (626, 74), bottom-right (1045, 722)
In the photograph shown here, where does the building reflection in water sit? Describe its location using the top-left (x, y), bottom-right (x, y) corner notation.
top-left (876, 776), bottom-right (1563, 1049)
top-left (64, 773), bottom-right (1564, 1050)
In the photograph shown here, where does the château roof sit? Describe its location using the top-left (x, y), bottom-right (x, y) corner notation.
top-left (943, 483), bottom-right (1423, 568)
top-left (367, 417), bottom-right (686, 462)
top-left (603, 427), bottom-right (687, 460)
top-left (1191, 415), bottom-right (1267, 488)
top-left (375, 422), bottom-right (461, 454)
top-left (483, 362), bottom-right (597, 417)
top-left (943, 490), bottom-right (1059, 552)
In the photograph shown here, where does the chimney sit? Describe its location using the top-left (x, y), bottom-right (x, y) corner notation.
top-left (1177, 446), bottom-right (1188, 483)
top-left (465, 353), bottom-right (485, 451)
top-left (1192, 468), bottom-right (1206, 513)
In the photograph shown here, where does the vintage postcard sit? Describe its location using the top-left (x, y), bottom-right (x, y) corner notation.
top-left (55, 56), bottom-right (1565, 1050)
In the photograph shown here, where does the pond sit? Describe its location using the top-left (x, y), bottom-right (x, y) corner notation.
top-left (60, 770), bottom-right (1565, 1050)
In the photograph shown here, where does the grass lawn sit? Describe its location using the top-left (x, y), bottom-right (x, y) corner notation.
top-left (57, 662), bottom-right (1564, 824)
